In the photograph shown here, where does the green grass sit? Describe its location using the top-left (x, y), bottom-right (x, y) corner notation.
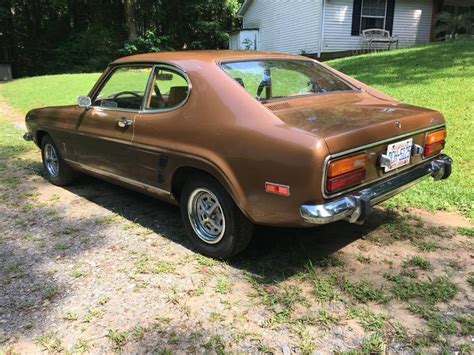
top-left (0, 73), bottom-right (101, 112)
top-left (0, 39), bottom-right (472, 217)
top-left (384, 273), bottom-right (457, 303)
top-left (328, 39), bottom-right (474, 219)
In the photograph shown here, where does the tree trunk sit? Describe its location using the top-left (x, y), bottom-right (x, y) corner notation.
top-left (124, 0), bottom-right (138, 40)
top-left (8, 1), bottom-right (16, 61)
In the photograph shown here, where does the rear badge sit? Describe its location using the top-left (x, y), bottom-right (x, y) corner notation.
top-left (395, 121), bottom-right (402, 129)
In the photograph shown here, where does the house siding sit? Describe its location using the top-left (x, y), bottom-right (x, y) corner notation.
top-left (242, 0), bottom-right (322, 55)
top-left (392, 0), bottom-right (433, 46)
top-left (322, 0), bottom-right (433, 52)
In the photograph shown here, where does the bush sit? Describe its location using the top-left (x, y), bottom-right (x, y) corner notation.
top-left (118, 31), bottom-right (173, 56)
top-left (53, 25), bottom-right (121, 73)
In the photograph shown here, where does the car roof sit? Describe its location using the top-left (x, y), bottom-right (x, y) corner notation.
top-left (111, 50), bottom-right (311, 66)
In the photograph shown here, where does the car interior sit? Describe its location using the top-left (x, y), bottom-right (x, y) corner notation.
top-left (92, 66), bottom-right (189, 111)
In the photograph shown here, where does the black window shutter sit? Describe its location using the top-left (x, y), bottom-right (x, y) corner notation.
top-left (351, 0), bottom-right (363, 36)
top-left (385, 0), bottom-right (396, 35)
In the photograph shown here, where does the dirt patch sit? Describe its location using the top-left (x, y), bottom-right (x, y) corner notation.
top-left (0, 98), bottom-right (26, 129)
top-left (410, 208), bottom-right (472, 228)
top-left (1, 102), bottom-right (473, 353)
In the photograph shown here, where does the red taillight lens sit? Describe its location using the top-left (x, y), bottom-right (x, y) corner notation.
top-left (424, 141), bottom-right (445, 157)
top-left (327, 168), bottom-right (366, 193)
top-left (326, 153), bottom-right (367, 193)
top-left (424, 129), bottom-right (447, 157)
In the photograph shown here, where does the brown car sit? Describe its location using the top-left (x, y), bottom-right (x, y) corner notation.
top-left (23, 51), bottom-right (452, 258)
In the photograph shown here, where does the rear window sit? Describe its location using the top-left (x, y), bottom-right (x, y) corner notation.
top-left (221, 60), bottom-right (354, 102)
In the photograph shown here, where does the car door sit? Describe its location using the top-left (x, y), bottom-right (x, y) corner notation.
top-left (132, 64), bottom-right (191, 189)
top-left (69, 65), bottom-right (153, 180)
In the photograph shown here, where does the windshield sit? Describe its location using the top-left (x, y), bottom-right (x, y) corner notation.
top-left (221, 59), bottom-right (354, 102)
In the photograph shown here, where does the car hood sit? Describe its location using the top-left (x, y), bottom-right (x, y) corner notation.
top-left (267, 92), bottom-right (445, 154)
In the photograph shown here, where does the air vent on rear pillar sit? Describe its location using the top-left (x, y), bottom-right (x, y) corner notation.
top-left (267, 102), bottom-right (291, 111)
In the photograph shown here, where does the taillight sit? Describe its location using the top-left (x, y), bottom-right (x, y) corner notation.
top-left (327, 153), bottom-right (367, 177)
top-left (424, 129), bottom-right (446, 157)
top-left (327, 153), bottom-right (367, 193)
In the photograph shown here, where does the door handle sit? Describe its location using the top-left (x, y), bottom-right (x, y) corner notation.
top-left (117, 117), bottom-right (133, 128)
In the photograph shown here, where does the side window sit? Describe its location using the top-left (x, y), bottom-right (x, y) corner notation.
top-left (147, 67), bottom-right (189, 110)
top-left (93, 66), bottom-right (152, 110)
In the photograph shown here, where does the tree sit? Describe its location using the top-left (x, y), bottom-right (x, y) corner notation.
top-left (124, 0), bottom-right (138, 40)
top-left (0, 0), bottom-right (244, 77)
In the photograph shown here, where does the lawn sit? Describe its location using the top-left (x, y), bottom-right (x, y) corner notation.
top-left (0, 39), bottom-right (473, 218)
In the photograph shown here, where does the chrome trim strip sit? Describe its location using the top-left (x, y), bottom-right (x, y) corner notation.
top-left (65, 159), bottom-right (172, 198)
top-left (302, 154), bottom-right (452, 225)
top-left (141, 64), bottom-right (192, 114)
top-left (321, 124), bottom-right (446, 199)
top-left (331, 123), bottom-right (445, 159)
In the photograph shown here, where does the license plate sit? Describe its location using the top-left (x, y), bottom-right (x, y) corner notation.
top-left (384, 138), bottom-right (413, 172)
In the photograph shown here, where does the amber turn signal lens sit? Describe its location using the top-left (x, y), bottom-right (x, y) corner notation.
top-left (327, 153), bottom-right (368, 178)
top-left (425, 129), bottom-right (446, 145)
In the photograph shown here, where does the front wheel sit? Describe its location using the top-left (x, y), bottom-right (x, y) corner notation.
top-left (41, 135), bottom-right (75, 186)
top-left (180, 175), bottom-right (253, 259)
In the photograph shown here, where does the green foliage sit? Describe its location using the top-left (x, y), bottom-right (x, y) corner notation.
top-left (2, 0), bottom-right (243, 77)
top-left (435, 11), bottom-right (474, 37)
top-left (53, 25), bottom-right (121, 73)
top-left (118, 31), bottom-right (173, 56)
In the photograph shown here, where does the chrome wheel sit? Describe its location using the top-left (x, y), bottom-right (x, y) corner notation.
top-left (187, 188), bottom-right (226, 244)
top-left (44, 143), bottom-right (59, 177)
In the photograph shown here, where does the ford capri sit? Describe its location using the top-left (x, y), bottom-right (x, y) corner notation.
top-left (23, 51), bottom-right (452, 258)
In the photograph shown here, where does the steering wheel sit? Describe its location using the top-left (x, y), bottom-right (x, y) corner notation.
top-left (112, 91), bottom-right (141, 100)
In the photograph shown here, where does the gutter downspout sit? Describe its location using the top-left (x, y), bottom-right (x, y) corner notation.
top-left (319, 0), bottom-right (326, 58)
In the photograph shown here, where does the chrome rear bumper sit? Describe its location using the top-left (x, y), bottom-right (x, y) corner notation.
top-left (300, 154), bottom-right (452, 225)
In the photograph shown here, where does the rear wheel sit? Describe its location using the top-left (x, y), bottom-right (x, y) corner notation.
top-left (41, 135), bottom-right (75, 186)
top-left (180, 175), bottom-right (253, 259)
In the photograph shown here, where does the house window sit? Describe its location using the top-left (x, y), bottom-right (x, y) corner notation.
top-left (360, 0), bottom-right (387, 32)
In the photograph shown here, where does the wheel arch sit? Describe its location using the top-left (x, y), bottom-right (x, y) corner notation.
top-left (35, 129), bottom-right (49, 147)
top-left (170, 165), bottom-right (253, 223)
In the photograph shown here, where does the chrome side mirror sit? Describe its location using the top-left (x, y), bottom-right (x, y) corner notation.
top-left (77, 96), bottom-right (91, 108)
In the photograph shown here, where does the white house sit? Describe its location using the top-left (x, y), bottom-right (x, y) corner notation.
top-left (230, 0), bottom-right (473, 56)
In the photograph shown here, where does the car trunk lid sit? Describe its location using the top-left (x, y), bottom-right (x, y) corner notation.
top-left (267, 92), bottom-right (444, 154)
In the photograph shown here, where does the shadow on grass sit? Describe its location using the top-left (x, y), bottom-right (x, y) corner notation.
top-left (64, 174), bottom-right (391, 284)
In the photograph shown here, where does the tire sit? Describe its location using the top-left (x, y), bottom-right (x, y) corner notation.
top-left (180, 175), bottom-right (253, 259)
top-left (40, 135), bottom-right (75, 186)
